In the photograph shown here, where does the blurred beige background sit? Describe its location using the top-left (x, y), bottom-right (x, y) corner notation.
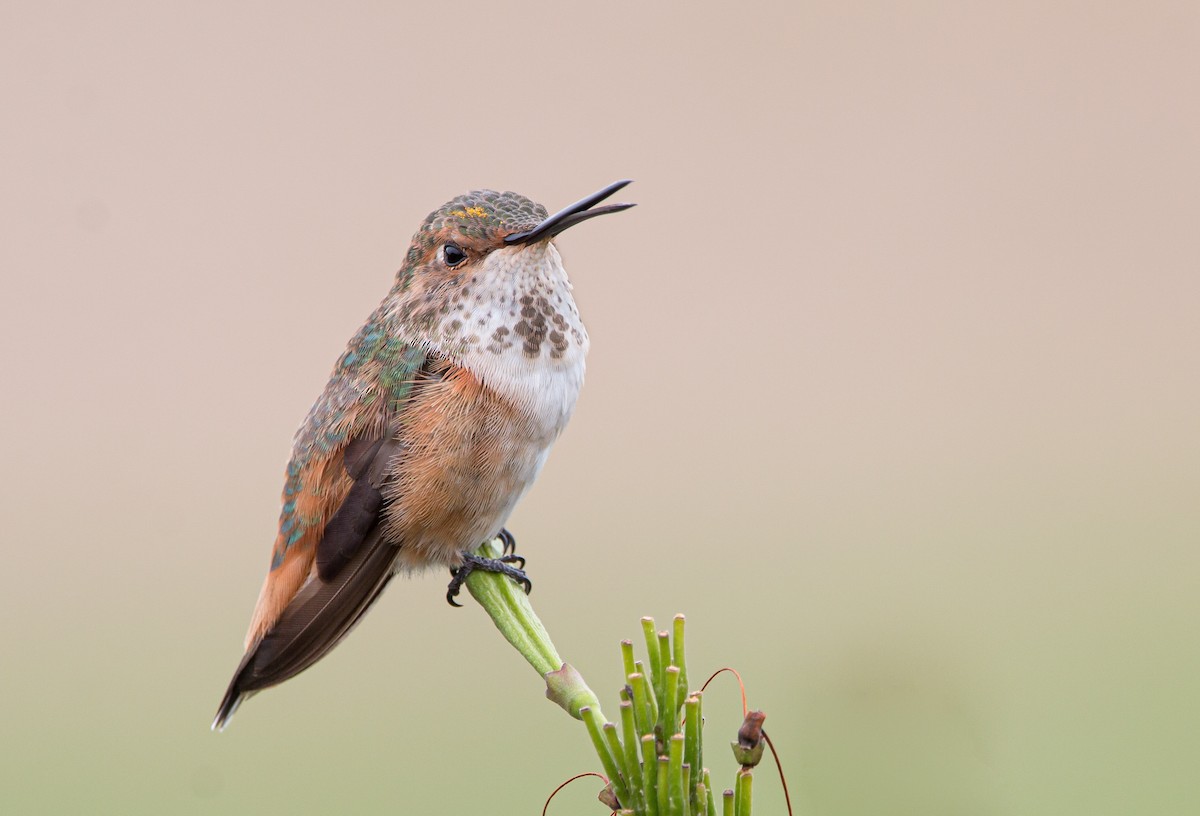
top-left (2, 2), bottom-right (1197, 814)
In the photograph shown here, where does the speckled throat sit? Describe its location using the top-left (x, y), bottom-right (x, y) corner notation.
top-left (390, 240), bottom-right (588, 436)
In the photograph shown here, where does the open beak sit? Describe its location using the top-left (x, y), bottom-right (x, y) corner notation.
top-left (504, 180), bottom-right (635, 245)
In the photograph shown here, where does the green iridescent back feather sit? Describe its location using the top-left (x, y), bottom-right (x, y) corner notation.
top-left (273, 306), bottom-right (426, 569)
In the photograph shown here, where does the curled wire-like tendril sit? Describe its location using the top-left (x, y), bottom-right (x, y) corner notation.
top-left (762, 729), bottom-right (793, 816)
top-left (700, 666), bottom-right (749, 716)
top-left (699, 666), bottom-right (793, 816)
top-left (541, 771), bottom-right (612, 816)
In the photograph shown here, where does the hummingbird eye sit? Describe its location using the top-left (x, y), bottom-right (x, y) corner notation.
top-left (442, 243), bottom-right (467, 268)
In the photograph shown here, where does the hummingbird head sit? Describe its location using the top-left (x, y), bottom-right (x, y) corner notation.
top-left (398, 179), bottom-right (635, 284)
top-left (388, 181), bottom-right (634, 359)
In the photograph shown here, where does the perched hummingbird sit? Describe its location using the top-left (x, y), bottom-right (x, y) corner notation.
top-left (213, 181), bottom-right (634, 730)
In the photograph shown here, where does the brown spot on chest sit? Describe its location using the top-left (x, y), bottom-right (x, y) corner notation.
top-left (487, 325), bottom-right (513, 355)
top-left (511, 291), bottom-right (570, 358)
top-left (514, 313), bottom-right (547, 356)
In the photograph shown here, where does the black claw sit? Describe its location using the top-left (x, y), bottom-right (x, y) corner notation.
top-left (498, 528), bottom-right (517, 556)
top-left (445, 566), bottom-right (467, 607)
top-left (445, 552), bottom-right (532, 607)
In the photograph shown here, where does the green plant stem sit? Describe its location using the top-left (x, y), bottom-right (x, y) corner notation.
top-left (704, 770), bottom-right (717, 816)
top-left (642, 618), bottom-right (663, 703)
top-left (669, 734), bottom-right (685, 816)
top-left (464, 538), bottom-right (601, 720)
top-left (630, 672), bottom-right (654, 738)
top-left (657, 631), bottom-right (673, 692)
top-left (464, 538), bottom-right (559, 675)
top-left (584, 707), bottom-right (630, 806)
top-left (682, 764), bottom-right (693, 816)
top-left (621, 702), bottom-right (645, 809)
top-left (735, 769), bottom-right (752, 816)
top-left (664, 666), bottom-right (682, 737)
top-left (634, 665), bottom-right (659, 735)
top-left (622, 639), bottom-right (637, 680)
top-left (642, 734), bottom-right (660, 816)
top-left (672, 614), bottom-right (688, 696)
top-left (605, 722), bottom-right (631, 792)
top-left (656, 756), bottom-right (670, 816)
top-left (684, 696), bottom-right (702, 807)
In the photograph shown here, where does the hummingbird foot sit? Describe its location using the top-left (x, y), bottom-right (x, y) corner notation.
top-left (446, 552), bottom-right (532, 607)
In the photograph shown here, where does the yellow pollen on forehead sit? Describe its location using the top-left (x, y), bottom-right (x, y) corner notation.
top-left (450, 206), bottom-right (489, 219)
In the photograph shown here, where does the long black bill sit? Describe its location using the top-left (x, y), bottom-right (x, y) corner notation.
top-left (505, 179), bottom-right (635, 245)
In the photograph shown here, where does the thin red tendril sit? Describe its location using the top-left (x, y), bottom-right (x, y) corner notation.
top-left (701, 667), bottom-right (792, 816)
top-left (762, 729), bottom-right (794, 816)
top-left (699, 667), bottom-right (748, 716)
top-left (541, 771), bottom-right (611, 816)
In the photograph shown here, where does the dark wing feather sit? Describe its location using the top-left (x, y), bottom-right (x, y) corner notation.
top-left (212, 436), bottom-right (400, 731)
top-left (316, 478), bottom-right (384, 581)
top-left (212, 527), bottom-right (397, 729)
top-left (316, 434), bottom-right (398, 581)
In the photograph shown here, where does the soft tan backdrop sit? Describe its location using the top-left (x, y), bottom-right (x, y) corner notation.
top-left (2, 2), bottom-right (1197, 814)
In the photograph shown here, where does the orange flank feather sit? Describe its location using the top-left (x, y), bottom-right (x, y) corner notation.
top-left (241, 359), bottom-right (551, 651)
top-left (244, 451), bottom-right (354, 649)
top-left (382, 359), bottom-right (554, 571)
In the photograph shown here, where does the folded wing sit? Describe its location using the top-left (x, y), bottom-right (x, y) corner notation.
top-left (212, 432), bottom-right (403, 731)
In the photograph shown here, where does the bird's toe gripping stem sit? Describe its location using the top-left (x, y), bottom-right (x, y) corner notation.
top-left (446, 545), bottom-right (532, 607)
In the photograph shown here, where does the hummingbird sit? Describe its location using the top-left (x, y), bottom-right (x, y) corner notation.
top-left (212, 180), bottom-right (635, 730)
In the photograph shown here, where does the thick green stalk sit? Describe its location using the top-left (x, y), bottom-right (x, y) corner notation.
top-left (656, 756), bottom-right (670, 816)
top-left (642, 618), bottom-right (663, 704)
top-left (664, 666), bottom-right (682, 738)
top-left (682, 764), bottom-right (693, 816)
top-left (635, 663), bottom-right (659, 734)
top-left (622, 639), bottom-right (637, 680)
top-left (704, 770), bottom-right (717, 816)
top-left (604, 722), bottom-right (631, 799)
top-left (630, 672), bottom-right (654, 739)
top-left (734, 769), bottom-right (752, 816)
top-left (463, 538), bottom-right (600, 719)
top-left (684, 696), bottom-right (702, 808)
top-left (642, 734), bottom-right (660, 816)
top-left (584, 707), bottom-right (629, 806)
top-left (621, 701), bottom-right (644, 810)
top-left (669, 734), bottom-right (685, 816)
top-left (464, 539), bottom-right (559, 675)
top-left (657, 632), bottom-right (672, 691)
top-left (672, 614), bottom-right (688, 697)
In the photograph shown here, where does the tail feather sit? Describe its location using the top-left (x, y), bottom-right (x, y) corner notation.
top-left (212, 529), bottom-right (398, 731)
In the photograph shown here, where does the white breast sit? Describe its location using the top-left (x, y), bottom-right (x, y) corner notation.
top-left (427, 242), bottom-right (590, 439)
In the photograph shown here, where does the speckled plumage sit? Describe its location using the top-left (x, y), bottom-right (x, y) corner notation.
top-left (264, 192), bottom-right (563, 581)
top-left (214, 183), bottom-right (632, 729)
